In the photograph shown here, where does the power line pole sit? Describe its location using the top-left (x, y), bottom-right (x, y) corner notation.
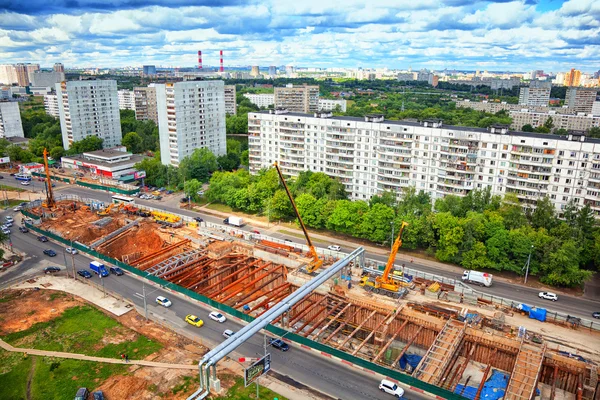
top-left (524, 245), bottom-right (533, 284)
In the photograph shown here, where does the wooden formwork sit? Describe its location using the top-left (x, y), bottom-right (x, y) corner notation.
top-left (413, 319), bottom-right (466, 385)
top-left (504, 342), bottom-right (546, 400)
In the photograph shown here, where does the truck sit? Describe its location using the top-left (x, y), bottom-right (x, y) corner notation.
top-left (461, 270), bottom-right (493, 287)
top-left (90, 261), bottom-right (110, 277)
top-left (223, 216), bottom-right (243, 227)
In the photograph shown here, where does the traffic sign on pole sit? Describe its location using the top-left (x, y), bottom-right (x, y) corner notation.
top-left (244, 353), bottom-right (271, 387)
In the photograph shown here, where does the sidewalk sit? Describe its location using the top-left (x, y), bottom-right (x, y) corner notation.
top-left (0, 338), bottom-right (196, 370)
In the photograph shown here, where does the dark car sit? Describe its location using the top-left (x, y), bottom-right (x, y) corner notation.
top-left (43, 249), bottom-right (57, 257)
top-left (180, 197), bottom-right (190, 203)
top-left (0, 175), bottom-right (3, 179)
top-left (93, 391), bottom-right (105, 400)
top-left (74, 387), bottom-right (89, 400)
top-left (110, 267), bottom-right (124, 276)
top-left (19, 226), bottom-right (29, 233)
top-left (44, 266), bottom-right (61, 274)
top-left (593, 312), bottom-right (600, 319)
top-left (77, 270), bottom-right (92, 279)
top-left (269, 338), bottom-right (289, 351)
top-left (194, 217), bottom-right (203, 223)
top-left (9, 173), bottom-right (15, 176)
top-left (38, 235), bottom-right (48, 242)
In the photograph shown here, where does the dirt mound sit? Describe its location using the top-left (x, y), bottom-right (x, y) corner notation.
top-left (102, 223), bottom-right (166, 261)
top-left (0, 289), bottom-right (80, 335)
top-left (95, 375), bottom-right (149, 399)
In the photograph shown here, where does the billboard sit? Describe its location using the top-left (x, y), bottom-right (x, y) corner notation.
top-left (0, 157), bottom-right (9, 164)
top-left (134, 170), bottom-right (146, 179)
top-left (244, 353), bottom-right (271, 387)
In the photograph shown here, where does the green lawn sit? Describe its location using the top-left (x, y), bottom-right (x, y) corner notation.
top-left (205, 203), bottom-right (234, 213)
top-left (213, 376), bottom-right (288, 400)
top-left (278, 229), bottom-right (328, 244)
top-left (0, 199), bottom-right (25, 209)
top-left (0, 184), bottom-right (25, 192)
top-left (0, 305), bottom-right (163, 399)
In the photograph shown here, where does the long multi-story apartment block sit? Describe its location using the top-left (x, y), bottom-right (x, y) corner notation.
top-left (518, 81), bottom-right (551, 107)
top-left (224, 85), bottom-right (237, 115)
top-left (509, 110), bottom-right (600, 132)
top-left (155, 80), bottom-right (226, 166)
top-left (56, 80), bottom-right (122, 150)
top-left (274, 84), bottom-right (319, 113)
top-left (318, 99), bottom-right (347, 112)
top-left (134, 85), bottom-right (158, 124)
top-left (43, 94), bottom-right (60, 118)
top-left (117, 89), bottom-right (136, 110)
top-left (566, 88), bottom-right (598, 114)
top-left (244, 93), bottom-right (275, 108)
top-left (248, 109), bottom-right (600, 215)
top-left (456, 100), bottom-right (559, 114)
top-left (0, 102), bottom-right (24, 138)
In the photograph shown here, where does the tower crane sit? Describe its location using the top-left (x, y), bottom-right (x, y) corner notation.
top-left (41, 148), bottom-right (56, 209)
top-left (360, 221), bottom-right (410, 298)
top-left (273, 162), bottom-right (323, 274)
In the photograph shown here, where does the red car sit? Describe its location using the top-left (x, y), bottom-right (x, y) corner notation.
top-left (251, 230), bottom-right (260, 234)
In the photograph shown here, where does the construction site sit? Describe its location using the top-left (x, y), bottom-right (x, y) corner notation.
top-left (24, 159), bottom-right (600, 400)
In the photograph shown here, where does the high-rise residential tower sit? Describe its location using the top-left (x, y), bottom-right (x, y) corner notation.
top-left (134, 85), bottom-right (158, 124)
top-left (155, 80), bottom-right (226, 166)
top-left (274, 84), bottom-right (319, 113)
top-left (0, 102), bottom-right (25, 138)
top-left (224, 85), bottom-right (237, 115)
top-left (518, 80), bottom-right (552, 107)
top-left (56, 80), bottom-right (122, 150)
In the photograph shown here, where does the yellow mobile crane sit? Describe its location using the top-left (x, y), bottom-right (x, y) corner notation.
top-left (41, 148), bottom-right (56, 209)
top-left (273, 162), bottom-right (323, 274)
top-left (360, 221), bottom-right (409, 298)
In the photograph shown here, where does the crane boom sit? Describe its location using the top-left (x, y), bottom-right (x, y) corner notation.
top-left (377, 221), bottom-right (409, 286)
top-left (273, 162), bottom-right (322, 273)
top-left (42, 148), bottom-right (56, 209)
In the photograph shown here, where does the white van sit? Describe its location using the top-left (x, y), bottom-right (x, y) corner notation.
top-left (379, 379), bottom-right (404, 398)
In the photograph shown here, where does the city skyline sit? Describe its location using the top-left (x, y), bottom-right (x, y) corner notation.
top-left (0, 0), bottom-right (598, 71)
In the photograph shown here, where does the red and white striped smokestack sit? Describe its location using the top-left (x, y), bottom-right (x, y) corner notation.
top-left (220, 50), bottom-right (224, 72)
top-left (198, 51), bottom-right (202, 69)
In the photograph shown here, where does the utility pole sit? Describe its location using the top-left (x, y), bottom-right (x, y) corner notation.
top-left (63, 250), bottom-right (70, 278)
top-left (70, 239), bottom-right (76, 280)
top-left (390, 221), bottom-right (394, 251)
top-left (100, 274), bottom-right (106, 298)
top-left (524, 245), bottom-right (533, 284)
top-left (142, 281), bottom-right (148, 321)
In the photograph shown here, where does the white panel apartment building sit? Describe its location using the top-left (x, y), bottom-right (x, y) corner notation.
top-left (224, 85), bottom-right (237, 115)
top-left (156, 80), bottom-right (226, 166)
top-left (0, 102), bottom-right (25, 138)
top-left (118, 89), bottom-right (136, 110)
top-left (318, 99), bottom-right (347, 112)
top-left (56, 80), bottom-right (122, 150)
top-left (518, 81), bottom-right (551, 107)
top-left (43, 94), bottom-right (60, 118)
top-left (243, 93), bottom-right (275, 108)
top-left (248, 110), bottom-right (600, 215)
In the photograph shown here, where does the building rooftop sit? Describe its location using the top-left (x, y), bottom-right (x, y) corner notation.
top-left (82, 148), bottom-right (132, 158)
top-left (254, 110), bottom-right (600, 144)
top-left (5, 137), bottom-right (29, 144)
top-left (63, 153), bottom-right (145, 169)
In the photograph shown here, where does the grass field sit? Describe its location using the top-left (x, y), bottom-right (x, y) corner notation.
top-left (0, 305), bottom-right (162, 399)
top-left (213, 376), bottom-right (288, 400)
top-left (205, 203), bottom-right (234, 213)
top-left (0, 184), bottom-right (25, 192)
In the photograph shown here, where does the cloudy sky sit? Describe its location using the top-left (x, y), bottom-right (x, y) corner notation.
top-left (0, 0), bottom-right (598, 72)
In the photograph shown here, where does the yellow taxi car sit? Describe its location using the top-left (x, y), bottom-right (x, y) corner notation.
top-left (185, 314), bottom-right (204, 327)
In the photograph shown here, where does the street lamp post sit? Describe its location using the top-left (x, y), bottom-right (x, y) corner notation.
top-left (524, 245), bottom-right (534, 284)
top-left (390, 221), bottom-right (394, 251)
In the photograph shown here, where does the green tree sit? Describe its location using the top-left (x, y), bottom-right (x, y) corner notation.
top-left (179, 148), bottom-right (218, 182)
top-left (183, 179), bottom-right (203, 201)
top-left (588, 127), bottom-right (600, 139)
top-left (217, 153), bottom-right (240, 171)
top-left (326, 200), bottom-right (368, 235)
top-left (543, 116), bottom-right (554, 130)
top-left (461, 241), bottom-right (490, 270)
top-left (49, 146), bottom-right (65, 160)
top-left (67, 136), bottom-right (103, 155)
top-left (432, 212), bottom-right (463, 262)
top-left (122, 132), bottom-right (144, 154)
top-left (267, 189), bottom-right (294, 220)
top-left (521, 124), bottom-right (534, 132)
top-left (530, 197), bottom-right (557, 231)
top-left (359, 203), bottom-right (396, 243)
top-left (540, 240), bottom-right (592, 287)
top-left (240, 150), bottom-right (249, 167)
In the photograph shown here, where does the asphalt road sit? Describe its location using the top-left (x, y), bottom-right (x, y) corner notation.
top-left (0, 208), bottom-right (430, 400)
top-left (7, 173), bottom-right (595, 320)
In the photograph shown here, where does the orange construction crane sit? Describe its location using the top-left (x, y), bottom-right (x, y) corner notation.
top-left (360, 221), bottom-right (409, 298)
top-left (273, 162), bottom-right (323, 274)
top-left (41, 148), bottom-right (56, 209)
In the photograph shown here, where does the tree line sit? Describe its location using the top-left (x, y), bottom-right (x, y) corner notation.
top-left (205, 168), bottom-right (598, 287)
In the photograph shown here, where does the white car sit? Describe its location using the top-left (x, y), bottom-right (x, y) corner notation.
top-left (5, 216), bottom-right (14, 222)
top-left (328, 245), bottom-right (341, 251)
top-left (156, 296), bottom-right (172, 307)
top-left (539, 292), bottom-right (558, 301)
top-left (209, 311), bottom-right (227, 323)
top-left (20, 181), bottom-right (30, 186)
top-left (223, 329), bottom-right (234, 339)
top-left (13, 206), bottom-right (22, 211)
top-left (65, 247), bottom-right (78, 255)
top-left (379, 379), bottom-right (404, 398)
top-left (1, 228), bottom-right (10, 235)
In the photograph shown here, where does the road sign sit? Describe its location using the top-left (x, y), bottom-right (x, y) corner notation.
top-left (244, 353), bottom-right (271, 387)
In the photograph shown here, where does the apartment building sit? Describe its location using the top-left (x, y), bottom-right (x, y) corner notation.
top-left (456, 100), bottom-right (568, 114)
top-left (53, 63), bottom-right (65, 73)
top-left (274, 84), bottom-right (319, 113)
top-left (155, 80), bottom-right (226, 166)
top-left (0, 65), bottom-right (17, 85)
top-left (0, 102), bottom-right (24, 138)
top-left (56, 80), bottom-right (122, 150)
top-left (117, 89), bottom-right (135, 110)
top-left (134, 85), bottom-right (158, 124)
top-left (31, 71), bottom-right (65, 88)
top-left (565, 69), bottom-right (582, 87)
top-left (566, 88), bottom-right (598, 114)
top-left (318, 99), bottom-right (347, 112)
top-left (509, 110), bottom-right (600, 132)
top-left (248, 109), bottom-right (600, 215)
top-left (243, 93), bottom-right (275, 108)
top-left (43, 94), bottom-right (60, 118)
top-left (224, 85), bottom-right (237, 115)
top-left (518, 81), bottom-right (551, 107)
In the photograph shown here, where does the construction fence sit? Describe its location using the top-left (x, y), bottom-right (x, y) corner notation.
top-left (31, 171), bottom-right (72, 183)
top-left (22, 219), bottom-right (462, 400)
top-left (75, 180), bottom-right (139, 196)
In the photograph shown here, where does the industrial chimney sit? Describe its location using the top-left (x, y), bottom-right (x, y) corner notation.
top-left (198, 51), bottom-right (202, 69)
top-left (220, 50), bottom-right (224, 72)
